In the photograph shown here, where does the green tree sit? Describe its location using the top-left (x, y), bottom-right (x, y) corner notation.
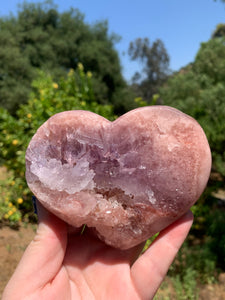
top-left (0, 0), bottom-right (127, 113)
top-left (128, 38), bottom-right (170, 103)
top-left (212, 23), bottom-right (225, 39)
top-left (159, 37), bottom-right (225, 178)
top-left (0, 16), bottom-right (34, 112)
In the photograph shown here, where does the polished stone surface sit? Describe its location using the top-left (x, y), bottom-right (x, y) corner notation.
top-left (26, 106), bottom-right (211, 249)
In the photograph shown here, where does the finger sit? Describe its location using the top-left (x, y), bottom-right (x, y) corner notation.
top-left (131, 210), bottom-right (193, 300)
top-left (4, 200), bottom-right (68, 295)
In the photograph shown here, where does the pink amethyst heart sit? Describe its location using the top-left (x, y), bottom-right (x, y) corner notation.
top-left (25, 106), bottom-right (211, 249)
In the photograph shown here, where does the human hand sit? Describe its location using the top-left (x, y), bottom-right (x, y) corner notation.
top-left (2, 201), bottom-right (193, 300)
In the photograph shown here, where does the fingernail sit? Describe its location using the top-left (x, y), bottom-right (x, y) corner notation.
top-left (32, 195), bottom-right (38, 215)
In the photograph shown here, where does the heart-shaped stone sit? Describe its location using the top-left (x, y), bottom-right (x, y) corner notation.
top-left (25, 106), bottom-right (211, 249)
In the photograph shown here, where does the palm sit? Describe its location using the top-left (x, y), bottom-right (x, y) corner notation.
top-left (3, 204), bottom-right (193, 300)
top-left (49, 231), bottom-right (144, 300)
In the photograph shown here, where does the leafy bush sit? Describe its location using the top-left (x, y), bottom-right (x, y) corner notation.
top-left (172, 268), bottom-right (199, 300)
top-left (0, 64), bottom-right (115, 224)
top-left (154, 268), bottom-right (199, 300)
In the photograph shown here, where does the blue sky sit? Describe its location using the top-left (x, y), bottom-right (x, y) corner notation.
top-left (1, 0), bottom-right (225, 81)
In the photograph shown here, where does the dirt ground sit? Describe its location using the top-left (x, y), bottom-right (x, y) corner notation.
top-left (0, 225), bottom-right (225, 299)
top-left (0, 224), bottom-right (36, 297)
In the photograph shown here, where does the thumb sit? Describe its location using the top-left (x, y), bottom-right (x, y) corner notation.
top-left (3, 199), bottom-right (68, 297)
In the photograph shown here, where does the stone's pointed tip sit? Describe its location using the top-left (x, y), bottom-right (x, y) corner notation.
top-left (25, 106), bottom-right (211, 249)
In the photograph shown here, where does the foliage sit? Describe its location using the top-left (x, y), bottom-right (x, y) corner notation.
top-left (128, 38), bottom-right (170, 103)
top-left (171, 268), bottom-right (199, 300)
top-left (0, 65), bottom-right (115, 224)
top-left (0, 0), bottom-right (127, 113)
top-left (159, 37), bottom-right (225, 178)
top-left (170, 239), bottom-right (217, 284)
top-left (212, 23), bottom-right (225, 39)
top-left (155, 265), bottom-right (200, 299)
top-left (0, 172), bottom-right (30, 225)
top-left (206, 208), bottom-right (225, 268)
